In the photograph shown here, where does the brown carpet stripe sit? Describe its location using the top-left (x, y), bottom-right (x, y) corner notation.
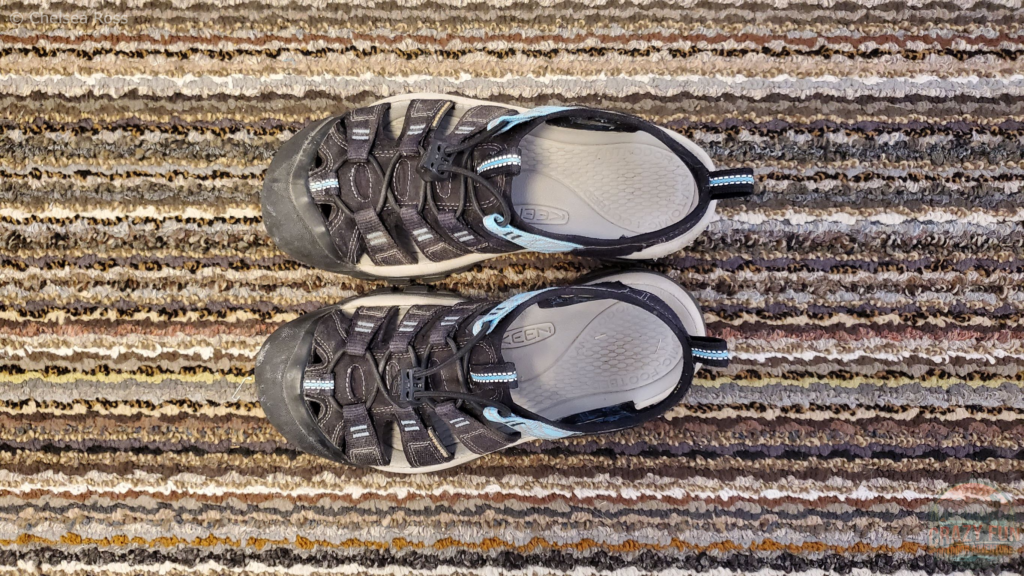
top-left (1, 0), bottom-right (1023, 573)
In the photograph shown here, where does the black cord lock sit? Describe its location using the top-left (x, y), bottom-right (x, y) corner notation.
top-left (398, 368), bottom-right (427, 405)
top-left (417, 139), bottom-right (455, 182)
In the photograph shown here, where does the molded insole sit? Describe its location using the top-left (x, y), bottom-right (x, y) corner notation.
top-left (502, 299), bottom-right (684, 420)
top-left (512, 126), bottom-right (699, 239)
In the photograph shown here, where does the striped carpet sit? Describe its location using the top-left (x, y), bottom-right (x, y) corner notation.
top-left (2, 0), bottom-right (1024, 574)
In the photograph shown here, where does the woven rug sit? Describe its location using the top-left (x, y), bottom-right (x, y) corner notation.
top-left (3, 1), bottom-right (1023, 574)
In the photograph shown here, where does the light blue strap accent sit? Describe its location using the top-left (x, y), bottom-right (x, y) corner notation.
top-left (483, 213), bottom-right (583, 254)
top-left (302, 378), bottom-right (334, 390)
top-left (476, 153), bottom-right (522, 173)
top-left (310, 178), bottom-right (339, 191)
top-left (472, 287), bottom-right (555, 334)
top-left (486, 106), bottom-right (576, 134)
top-left (482, 407), bottom-right (578, 440)
top-left (692, 349), bottom-right (730, 360)
top-left (709, 174), bottom-right (755, 186)
top-left (470, 371), bottom-right (517, 383)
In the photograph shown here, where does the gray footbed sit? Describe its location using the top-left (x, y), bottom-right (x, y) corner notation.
top-left (512, 126), bottom-right (699, 239)
top-left (502, 299), bottom-right (684, 420)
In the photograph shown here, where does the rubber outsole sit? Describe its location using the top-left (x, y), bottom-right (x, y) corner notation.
top-left (260, 93), bottom-right (718, 282)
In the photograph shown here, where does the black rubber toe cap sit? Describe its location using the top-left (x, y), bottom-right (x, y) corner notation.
top-left (255, 307), bottom-right (347, 462)
top-left (261, 117), bottom-right (364, 275)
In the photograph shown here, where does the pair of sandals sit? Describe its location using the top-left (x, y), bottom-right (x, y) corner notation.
top-left (256, 93), bottom-right (754, 473)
